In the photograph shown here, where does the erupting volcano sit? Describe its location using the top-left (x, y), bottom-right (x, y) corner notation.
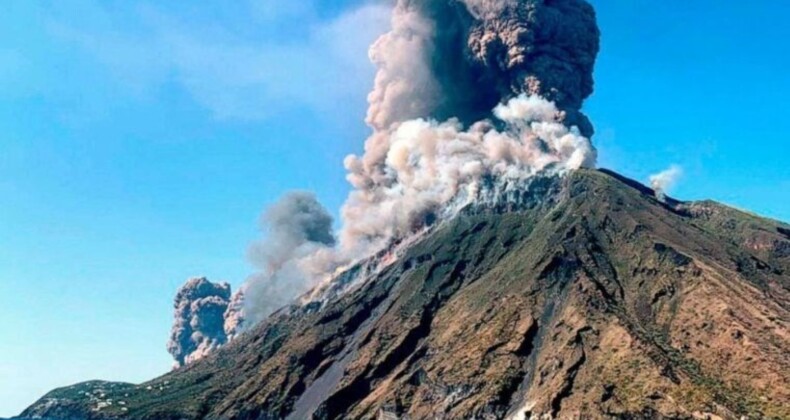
top-left (13, 1), bottom-right (789, 419)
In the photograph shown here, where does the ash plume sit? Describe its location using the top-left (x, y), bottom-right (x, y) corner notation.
top-left (365, 0), bottom-right (599, 134)
top-left (230, 0), bottom-right (601, 333)
top-left (341, 0), bottom-right (600, 253)
top-left (167, 277), bottom-right (231, 367)
top-left (238, 192), bottom-right (336, 329)
top-left (650, 165), bottom-right (683, 202)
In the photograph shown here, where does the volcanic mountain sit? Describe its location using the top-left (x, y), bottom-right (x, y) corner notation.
top-left (16, 170), bottom-right (790, 419)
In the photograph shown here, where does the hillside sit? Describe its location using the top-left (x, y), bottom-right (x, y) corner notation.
top-left (17, 169), bottom-right (790, 419)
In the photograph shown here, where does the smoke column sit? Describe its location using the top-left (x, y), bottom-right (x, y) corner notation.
top-left (340, 0), bottom-right (600, 253)
top-left (226, 192), bottom-right (336, 335)
top-left (364, 0), bottom-right (599, 135)
top-left (226, 0), bottom-right (601, 336)
top-left (167, 277), bottom-right (231, 367)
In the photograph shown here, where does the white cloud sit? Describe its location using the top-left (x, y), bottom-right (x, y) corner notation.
top-left (49, 1), bottom-right (391, 121)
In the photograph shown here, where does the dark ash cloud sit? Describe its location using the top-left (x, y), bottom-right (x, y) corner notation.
top-left (167, 277), bottom-right (231, 367)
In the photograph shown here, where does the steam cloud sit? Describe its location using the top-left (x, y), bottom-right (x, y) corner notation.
top-left (167, 277), bottom-right (231, 367)
top-left (214, 0), bottom-right (602, 339)
top-left (650, 165), bottom-right (683, 202)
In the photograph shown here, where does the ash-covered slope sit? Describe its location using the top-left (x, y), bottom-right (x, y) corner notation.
top-left (19, 170), bottom-right (790, 419)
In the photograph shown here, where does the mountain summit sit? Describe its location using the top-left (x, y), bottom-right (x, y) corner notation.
top-left (18, 170), bottom-right (790, 419)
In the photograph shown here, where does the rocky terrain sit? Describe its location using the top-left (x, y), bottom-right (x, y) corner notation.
top-left (15, 169), bottom-right (790, 419)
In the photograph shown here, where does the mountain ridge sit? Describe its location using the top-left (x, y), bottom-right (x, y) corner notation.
top-left (16, 169), bottom-right (790, 419)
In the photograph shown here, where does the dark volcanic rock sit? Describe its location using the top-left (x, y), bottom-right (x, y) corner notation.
top-left (18, 170), bottom-right (790, 419)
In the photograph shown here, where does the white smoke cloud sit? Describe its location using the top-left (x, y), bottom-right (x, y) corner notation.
top-left (649, 165), bottom-right (683, 202)
top-left (341, 94), bottom-right (595, 254)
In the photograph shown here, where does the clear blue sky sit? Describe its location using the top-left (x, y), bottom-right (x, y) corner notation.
top-left (1, 0), bottom-right (788, 416)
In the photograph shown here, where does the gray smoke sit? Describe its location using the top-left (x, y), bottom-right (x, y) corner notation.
top-left (248, 191), bottom-right (335, 270)
top-left (239, 192), bottom-right (336, 327)
top-left (465, 0), bottom-right (599, 134)
top-left (365, 0), bottom-right (599, 135)
top-left (167, 277), bottom-right (231, 367)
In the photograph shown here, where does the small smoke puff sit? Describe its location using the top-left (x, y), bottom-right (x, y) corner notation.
top-left (650, 165), bottom-right (683, 202)
top-left (241, 192), bottom-right (338, 328)
top-left (167, 277), bottom-right (231, 367)
top-left (264, 193), bottom-right (335, 245)
top-left (248, 191), bottom-right (335, 270)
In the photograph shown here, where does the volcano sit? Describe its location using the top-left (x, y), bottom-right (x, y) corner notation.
top-left (16, 170), bottom-right (790, 419)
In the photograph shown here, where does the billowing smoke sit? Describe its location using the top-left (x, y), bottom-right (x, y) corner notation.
top-left (341, 94), bottom-right (595, 253)
top-left (341, 0), bottom-right (599, 253)
top-left (223, 285), bottom-right (246, 340)
top-left (233, 192), bottom-right (336, 330)
top-left (650, 165), bottom-right (683, 202)
top-left (225, 0), bottom-right (601, 336)
top-left (167, 277), bottom-right (231, 367)
top-left (364, 0), bottom-right (599, 135)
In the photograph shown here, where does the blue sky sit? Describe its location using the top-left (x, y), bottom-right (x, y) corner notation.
top-left (1, 0), bottom-right (788, 416)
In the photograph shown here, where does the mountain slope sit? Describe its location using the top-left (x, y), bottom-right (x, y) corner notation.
top-left (19, 170), bottom-right (790, 419)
